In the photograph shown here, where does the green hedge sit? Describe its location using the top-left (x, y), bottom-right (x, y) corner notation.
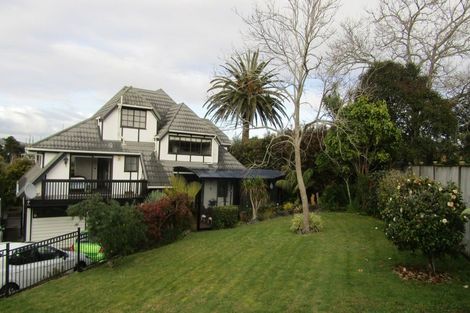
top-left (212, 205), bottom-right (239, 229)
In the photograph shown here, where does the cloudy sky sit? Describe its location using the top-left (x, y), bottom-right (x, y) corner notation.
top-left (0, 0), bottom-right (373, 142)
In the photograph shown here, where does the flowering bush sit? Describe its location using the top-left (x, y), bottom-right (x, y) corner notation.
top-left (381, 175), bottom-right (467, 273)
top-left (290, 213), bottom-right (323, 233)
top-left (377, 170), bottom-right (405, 211)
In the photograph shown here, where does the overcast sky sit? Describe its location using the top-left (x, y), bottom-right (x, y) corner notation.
top-left (0, 0), bottom-right (373, 142)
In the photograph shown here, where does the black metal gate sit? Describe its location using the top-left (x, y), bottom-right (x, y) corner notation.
top-left (0, 228), bottom-right (97, 298)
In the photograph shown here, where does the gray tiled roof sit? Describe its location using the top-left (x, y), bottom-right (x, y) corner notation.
top-left (132, 88), bottom-right (176, 121)
top-left (121, 87), bottom-right (152, 109)
top-left (204, 119), bottom-right (231, 146)
top-left (28, 86), bottom-right (241, 186)
top-left (217, 146), bottom-right (245, 170)
top-left (17, 152), bottom-right (65, 197)
top-left (93, 87), bottom-right (127, 119)
top-left (31, 87), bottom-right (230, 152)
top-left (31, 118), bottom-right (108, 151)
top-left (157, 103), bottom-right (218, 138)
top-left (144, 147), bottom-right (245, 187)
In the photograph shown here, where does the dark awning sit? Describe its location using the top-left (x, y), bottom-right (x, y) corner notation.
top-left (189, 168), bottom-right (284, 179)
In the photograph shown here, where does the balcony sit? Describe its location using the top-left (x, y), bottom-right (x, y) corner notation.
top-left (40, 179), bottom-right (147, 201)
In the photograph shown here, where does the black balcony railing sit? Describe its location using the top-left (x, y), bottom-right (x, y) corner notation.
top-left (40, 179), bottom-right (147, 201)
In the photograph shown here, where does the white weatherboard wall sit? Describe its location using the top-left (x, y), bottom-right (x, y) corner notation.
top-left (44, 152), bottom-right (59, 166)
top-left (203, 180), bottom-right (217, 207)
top-left (412, 165), bottom-right (470, 256)
top-left (159, 135), bottom-right (176, 161)
top-left (202, 181), bottom-right (234, 207)
top-left (45, 154), bottom-right (70, 179)
top-left (103, 108), bottom-right (119, 140)
top-left (211, 138), bottom-right (219, 163)
top-left (30, 216), bottom-right (85, 242)
top-left (102, 107), bottom-right (157, 142)
top-left (112, 155), bottom-right (143, 180)
top-left (112, 155), bottom-right (144, 195)
top-left (42, 153), bottom-right (71, 198)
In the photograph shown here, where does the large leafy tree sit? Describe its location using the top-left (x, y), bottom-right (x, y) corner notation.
top-left (0, 156), bottom-right (33, 211)
top-left (318, 97), bottom-right (400, 210)
top-left (322, 97), bottom-right (401, 177)
top-left (229, 127), bottom-right (334, 200)
top-left (453, 82), bottom-right (470, 161)
top-left (205, 50), bottom-right (287, 143)
top-left (1, 136), bottom-right (24, 163)
top-left (228, 135), bottom-right (284, 170)
top-left (359, 61), bottom-right (458, 164)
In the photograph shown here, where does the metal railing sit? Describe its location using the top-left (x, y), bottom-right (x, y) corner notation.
top-left (0, 228), bottom-right (99, 298)
top-left (41, 179), bottom-right (147, 201)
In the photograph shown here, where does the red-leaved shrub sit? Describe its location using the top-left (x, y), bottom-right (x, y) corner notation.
top-left (138, 192), bottom-right (193, 243)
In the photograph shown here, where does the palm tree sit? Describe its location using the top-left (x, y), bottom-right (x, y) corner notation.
top-left (205, 50), bottom-right (287, 143)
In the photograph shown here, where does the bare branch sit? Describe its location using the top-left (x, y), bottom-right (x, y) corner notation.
top-left (330, 0), bottom-right (470, 89)
top-left (243, 0), bottom-right (340, 232)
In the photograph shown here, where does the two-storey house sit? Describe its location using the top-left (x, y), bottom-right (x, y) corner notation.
top-left (17, 87), bottom-right (282, 241)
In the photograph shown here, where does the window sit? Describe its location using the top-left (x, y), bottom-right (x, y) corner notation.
top-left (9, 248), bottom-right (38, 265)
top-left (35, 154), bottom-right (43, 167)
top-left (217, 181), bottom-right (228, 198)
top-left (124, 156), bottom-right (139, 172)
top-left (37, 246), bottom-right (62, 261)
top-left (168, 135), bottom-right (212, 156)
top-left (121, 108), bottom-right (146, 129)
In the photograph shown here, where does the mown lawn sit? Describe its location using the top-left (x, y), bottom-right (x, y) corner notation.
top-left (1, 213), bottom-right (469, 313)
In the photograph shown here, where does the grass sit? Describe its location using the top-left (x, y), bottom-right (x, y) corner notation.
top-left (1, 213), bottom-right (470, 313)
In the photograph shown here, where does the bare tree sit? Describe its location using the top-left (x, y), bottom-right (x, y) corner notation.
top-left (243, 0), bottom-right (339, 233)
top-left (331, 0), bottom-right (470, 88)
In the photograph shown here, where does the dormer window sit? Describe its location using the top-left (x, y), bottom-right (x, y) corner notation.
top-left (121, 108), bottom-right (146, 129)
top-left (169, 135), bottom-right (212, 156)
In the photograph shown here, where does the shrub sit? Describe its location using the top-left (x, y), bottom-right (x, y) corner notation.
top-left (67, 194), bottom-right (147, 259)
top-left (381, 175), bottom-right (467, 274)
top-left (353, 172), bottom-right (387, 217)
top-left (138, 192), bottom-right (193, 244)
top-left (145, 190), bottom-right (165, 203)
top-left (290, 213), bottom-right (323, 233)
top-left (165, 175), bottom-right (201, 201)
top-left (242, 177), bottom-right (268, 221)
top-left (377, 170), bottom-right (405, 212)
top-left (259, 205), bottom-right (277, 220)
top-left (319, 184), bottom-right (348, 211)
top-left (282, 202), bottom-right (295, 213)
top-left (212, 205), bottom-right (239, 229)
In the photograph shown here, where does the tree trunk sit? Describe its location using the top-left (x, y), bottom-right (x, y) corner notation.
top-left (428, 255), bottom-right (436, 276)
top-left (344, 177), bottom-right (352, 206)
top-left (296, 146), bottom-right (310, 233)
top-left (294, 97), bottom-right (310, 233)
top-left (250, 192), bottom-right (257, 221)
top-left (242, 120), bottom-right (250, 144)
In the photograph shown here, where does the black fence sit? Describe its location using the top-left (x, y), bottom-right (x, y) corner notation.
top-left (0, 228), bottom-right (99, 298)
